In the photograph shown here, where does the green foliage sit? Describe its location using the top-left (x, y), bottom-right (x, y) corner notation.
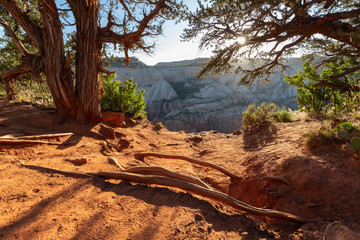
top-left (12, 79), bottom-right (54, 107)
top-left (350, 137), bottom-right (360, 152)
top-left (101, 74), bottom-right (146, 119)
top-left (273, 109), bottom-right (293, 123)
top-left (284, 60), bottom-right (360, 118)
top-left (242, 103), bottom-right (277, 130)
top-left (183, 0), bottom-right (360, 85)
top-left (336, 122), bottom-right (358, 133)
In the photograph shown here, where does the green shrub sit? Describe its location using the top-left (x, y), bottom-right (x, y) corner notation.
top-left (336, 122), bottom-right (358, 133)
top-left (242, 103), bottom-right (277, 130)
top-left (101, 74), bottom-right (146, 119)
top-left (273, 109), bottom-right (293, 123)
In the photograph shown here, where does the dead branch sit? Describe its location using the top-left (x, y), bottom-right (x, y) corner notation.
top-left (107, 156), bottom-right (210, 189)
top-left (255, 176), bottom-right (294, 188)
top-left (0, 139), bottom-right (61, 145)
top-left (13, 132), bottom-right (74, 140)
top-left (107, 156), bottom-right (126, 170)
top-left (16, 159), bottom-right (307, 223)
top-left (0, 16), bottom-right (29, 56)
top-left (134, 152), bottom-right (240, 179)
top-left (124, 166), bottom-right (211, 189)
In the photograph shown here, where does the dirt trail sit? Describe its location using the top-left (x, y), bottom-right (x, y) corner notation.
top-left (0, 101), bottom-right (360, 239)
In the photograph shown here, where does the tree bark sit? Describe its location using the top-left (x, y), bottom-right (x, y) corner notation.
top-left (39, 0), bottom-right (77, 119)
top-left (70, 0), bottom-right (103, 123)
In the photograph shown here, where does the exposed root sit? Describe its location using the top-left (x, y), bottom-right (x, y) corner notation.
top-left (124, 166), bottom-right (211, 189)
top-left (107, 156), bottom-right (210, 189)
top-left (134, 152), bottom-right (240, 179)
top-left (107, 156), bottom-right (126, 170)
top-left (15, 158), bottom-right (307, 223)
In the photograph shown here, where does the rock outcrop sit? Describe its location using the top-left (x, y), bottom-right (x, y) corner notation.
top-left (110, 58), bottom-right (302, 133)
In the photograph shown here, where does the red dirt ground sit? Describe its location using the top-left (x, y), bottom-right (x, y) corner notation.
top-left (0, 100), bottom-right (360, 239)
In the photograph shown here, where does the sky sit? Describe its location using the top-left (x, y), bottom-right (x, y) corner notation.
top-left (128, 0), bottom-right (213, 66)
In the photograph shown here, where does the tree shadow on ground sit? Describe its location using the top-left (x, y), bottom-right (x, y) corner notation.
top-left (243, 123), bottom-right (278, 151)
top-left (92, 180), bottom-right (303, 239)
top-left (0, 178), bottom-right (93, 239)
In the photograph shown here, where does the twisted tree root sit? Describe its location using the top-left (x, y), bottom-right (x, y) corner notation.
top-left (124, 166), bottom-right (211, 189)
top-left (107, 156), bottom-right (210, 189)
top-left (16, 159), bottom-right (307, 223)
top-left (134, 152), bottom-right (240, 179)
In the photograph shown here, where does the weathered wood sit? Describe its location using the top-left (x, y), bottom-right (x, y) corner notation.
top-left (13, 133), bottom-right (74, 140)
top-left (107, 156), bottom-right (210, 189)
top-left (0, 139), bottom-right (61, 145)
top-left (134, 152), bottom-right (240, 179)
top-left (124, 166), bottom-right (211, 189)
top-left (107, 156), bottom-right (126, 170)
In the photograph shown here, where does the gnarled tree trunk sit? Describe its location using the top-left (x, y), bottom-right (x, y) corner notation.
top-left (39, 0), bottom-right (78, 119)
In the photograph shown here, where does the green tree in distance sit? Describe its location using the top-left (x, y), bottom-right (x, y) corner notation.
top-left (183, 0), bottom-right (360, 87)
top-left (0, 0), bottom-right (185, 123)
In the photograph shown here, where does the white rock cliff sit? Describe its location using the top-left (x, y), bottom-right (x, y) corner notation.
top-left (110, 58), bottom-right (303, 133)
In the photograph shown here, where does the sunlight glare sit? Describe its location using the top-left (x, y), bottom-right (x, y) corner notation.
top-left (237, 36), bottom-right (246, 45)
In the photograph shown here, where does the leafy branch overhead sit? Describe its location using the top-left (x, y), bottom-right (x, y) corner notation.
top-left (183, 0), bottom-right (360, 85)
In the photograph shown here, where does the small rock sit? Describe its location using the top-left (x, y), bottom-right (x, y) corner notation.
top-left (99, 124), bottom-right (116, 139)
top-left (102, 112), bottom-right (126, 127)
top-left (65, 157), bottom-right (88, 166)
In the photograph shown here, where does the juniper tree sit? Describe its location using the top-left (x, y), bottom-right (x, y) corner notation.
top-left (183, 0), bottom-right (360, 88)
top-left (0, 0), bottom-right (185, 122)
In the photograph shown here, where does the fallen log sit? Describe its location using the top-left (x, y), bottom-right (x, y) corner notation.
top-left (15, 132), bottom-right (74, 140)
top-left (134, 152), bottom-right (240, 179)
top-left (0, 139), bottom-right (61, 145)
top-left (16, 159), bottom-right (306, 223)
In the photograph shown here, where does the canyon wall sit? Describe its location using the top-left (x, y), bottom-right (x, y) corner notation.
top-left (111, 58), bottom-right (302, 133)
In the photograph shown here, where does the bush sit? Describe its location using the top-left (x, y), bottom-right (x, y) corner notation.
top-left (273, 109), bottom-right (293, 123)
top-left (336, 122), bottom-right (358, 133)
top-left (101, 74), bottom-right (146, 119)
top-left (242, 103), bottom-right (277, 130)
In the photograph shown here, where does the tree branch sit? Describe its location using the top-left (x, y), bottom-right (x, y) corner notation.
top-left (0, 16), bottom-right (29, 56)
top-left (0, 0), bottom-right (43, 49)
top-left (313, 81), bottom-right (360, 92)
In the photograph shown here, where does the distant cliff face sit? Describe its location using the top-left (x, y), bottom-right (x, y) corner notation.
top-left (111, 58), bottom-right (302, 133)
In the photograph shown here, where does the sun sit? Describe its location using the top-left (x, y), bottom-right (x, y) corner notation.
top-left (237, 36), bottom-right (246, 45)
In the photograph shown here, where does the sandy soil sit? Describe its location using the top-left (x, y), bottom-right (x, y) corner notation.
top-left (0, 100), bottom-right (360, 239)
